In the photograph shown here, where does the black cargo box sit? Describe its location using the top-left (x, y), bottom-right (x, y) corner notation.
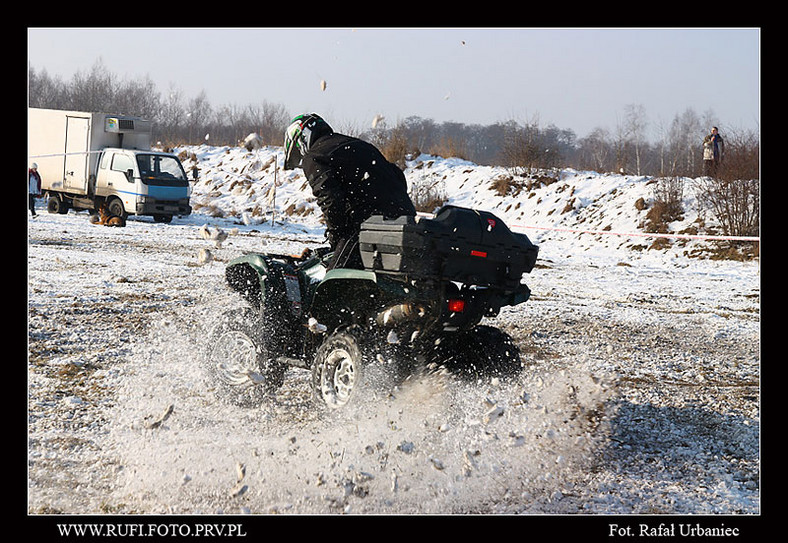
top-left (359, 205), bottom-right (538, 289)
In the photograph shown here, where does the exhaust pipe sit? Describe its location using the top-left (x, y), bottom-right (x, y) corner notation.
top-left (376, 303), bottom-right (426, 327)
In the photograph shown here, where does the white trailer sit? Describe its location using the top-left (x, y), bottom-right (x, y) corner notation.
top-left (28, 108), bottom-right (191, 223)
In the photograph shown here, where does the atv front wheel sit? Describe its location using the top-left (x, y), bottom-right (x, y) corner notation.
top-left (311, 331), bottom-right (364, 409)
top-left (207, 309), bottom-right (287, 407)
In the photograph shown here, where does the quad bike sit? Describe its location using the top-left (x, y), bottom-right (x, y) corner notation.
top-left (205, 205), bottom-right (539, 409)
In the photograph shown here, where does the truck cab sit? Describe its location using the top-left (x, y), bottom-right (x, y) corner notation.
top-left (95, 148), bottom-right (192, 223)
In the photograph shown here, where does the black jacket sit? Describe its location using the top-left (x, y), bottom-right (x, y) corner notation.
top-left (302, 133), bottom-right (416, 241)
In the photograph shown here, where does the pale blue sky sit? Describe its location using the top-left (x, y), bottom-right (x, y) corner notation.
top-left (27, 27), bottom-right (760, 139)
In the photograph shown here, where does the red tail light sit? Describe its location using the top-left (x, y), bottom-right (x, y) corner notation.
top-left (448, 299), bottom-right (466, 313)
top-left (470, 250), bottom-right (487, 258)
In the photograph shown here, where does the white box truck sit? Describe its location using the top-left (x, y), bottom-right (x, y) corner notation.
top-left (28, 107), bottom-right (192, 223)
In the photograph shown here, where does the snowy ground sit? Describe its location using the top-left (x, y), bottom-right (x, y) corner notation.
top-left (27, 148), bottom-right (760, 523)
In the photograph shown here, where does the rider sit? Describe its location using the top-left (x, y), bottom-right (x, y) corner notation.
top-left (283, 113), bottom-right (416, 269)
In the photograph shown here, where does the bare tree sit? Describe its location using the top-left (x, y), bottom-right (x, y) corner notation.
top-left (157, 84), bottom-right (187, 145)
top-left (67, 59), bottom-right (118, 113)
top-left (696, 176), bottom-right (759, 237)
top-left (186, 90), bottom-right (212, 143)
top-left (577, 127), bottom-right (612, 173)
top-left (246, 101), bottom-right (290, 146)
top-left (717, 125), bottom-right (760, 182)
top-left (657, 108), bottom-right (703, 177)
top-left (115, 75), bottom-right (160, 119)
top-left (623, 103), bottom-right (647, 175)
top-left (498, 116), bottom-right (565, 174)
top-left (28, 67), bottom-right (69, 109)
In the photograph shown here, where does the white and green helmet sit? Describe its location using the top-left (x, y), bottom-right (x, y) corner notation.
top-left (283, 113), bottom-right (333, 169)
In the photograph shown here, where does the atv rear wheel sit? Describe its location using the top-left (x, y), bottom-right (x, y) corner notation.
top-left (207, 309), bottom-right (287, 407)
top-left (311, 331), bottom-right (364, 409)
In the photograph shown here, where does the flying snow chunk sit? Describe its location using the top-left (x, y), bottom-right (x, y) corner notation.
top-left (197, 248), bottom-right (213, 265)
top-left (199, 224), bottom-right (229, 248)
top-left (244, 369), bottom-right (267, 384)
top-left (243, 133), bottom-right (263, 151)
top-left (308, 317), bottom-right (327, 334)
top-left (371, 114), bottom-right (385, 129)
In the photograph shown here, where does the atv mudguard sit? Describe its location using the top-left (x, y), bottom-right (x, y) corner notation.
top-left (225, 254), bottom-right (270, 309)
top-left (483, 282), bottom-right (532, 314)
top-left (225, 253), bottom-right (304, 316)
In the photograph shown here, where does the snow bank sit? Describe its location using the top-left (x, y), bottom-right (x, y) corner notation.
top-left (176, 143), bottom-right (752, 266)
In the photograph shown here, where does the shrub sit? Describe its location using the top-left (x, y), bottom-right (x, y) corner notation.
top-left (428, 137), bottom-right (468, 160)
top-left (696, 177), bottom-right (759, 238)
top-left (410, 179), bottom-right (448, 213)
top-left (641, 177), bottom-right (684, 233)
top-left (490, 175), bottom-right (522, 197)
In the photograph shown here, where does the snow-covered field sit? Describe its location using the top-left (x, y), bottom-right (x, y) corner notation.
top-left (27, 145), bottom-right (760, 523)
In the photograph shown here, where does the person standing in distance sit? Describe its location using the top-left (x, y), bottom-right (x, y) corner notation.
top-left (29, 162), bottom-right (41, 216)
top-left (703, 126), bottom-right (725, 177)
top-left (283, 113), bottom-right (416, 269)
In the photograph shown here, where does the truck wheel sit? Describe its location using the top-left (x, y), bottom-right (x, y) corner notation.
top-left (47, 195), bottom-right (69, 214)
top-left (311, 330), bottom-right (365, 409)
top-left (107, 198), bottom-right (127, 220)
top-left (206, 309), bottom-right (287, 407)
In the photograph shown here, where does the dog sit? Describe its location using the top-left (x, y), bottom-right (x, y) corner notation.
top-left (90, 203), bottom-right (126, 227)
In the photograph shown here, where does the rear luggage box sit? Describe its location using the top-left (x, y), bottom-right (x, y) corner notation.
top-left (359, 205), bottom-right (538, 289)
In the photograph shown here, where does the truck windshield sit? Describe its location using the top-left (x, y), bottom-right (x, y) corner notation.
top-left (136, 154), bottom-right (188, 186)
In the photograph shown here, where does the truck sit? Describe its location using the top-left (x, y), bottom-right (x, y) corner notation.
top-left (28, 107), bottom-right (192, 223)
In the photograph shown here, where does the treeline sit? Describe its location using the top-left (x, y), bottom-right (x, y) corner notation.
top-left (28, 61), bottom-right (759, 181)
top-left (28, 62), bottom-right (291, 149)
top-left (368, 106), bottom-right (759, 184)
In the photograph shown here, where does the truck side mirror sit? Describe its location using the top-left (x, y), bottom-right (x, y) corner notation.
top-left (126, 169), bottom-right (134, 182)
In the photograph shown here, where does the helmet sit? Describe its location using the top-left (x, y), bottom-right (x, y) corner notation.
top-left (283, 113), bottom-right (332, 169)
